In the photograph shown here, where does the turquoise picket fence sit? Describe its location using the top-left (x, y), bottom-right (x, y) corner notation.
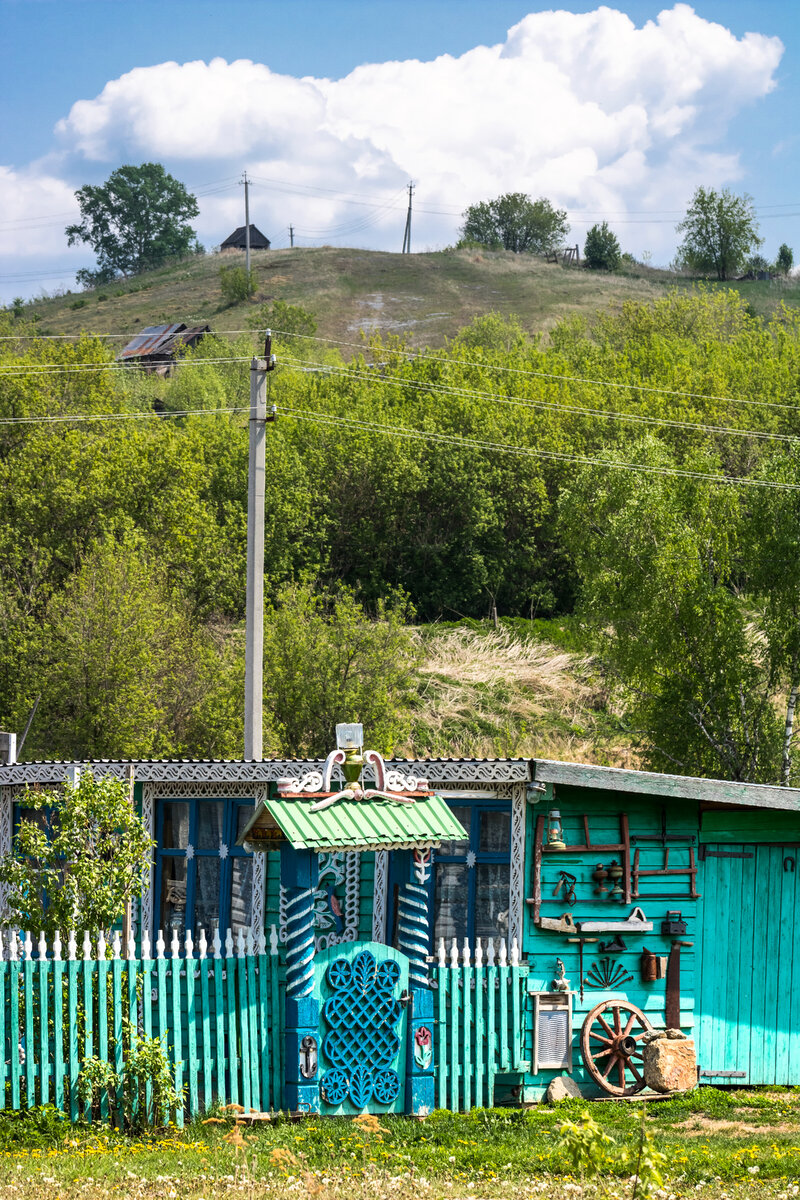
top-left (430, 936), bottom-right (529, 1110)
top-left (0, 925), bottom-right (283, 1124)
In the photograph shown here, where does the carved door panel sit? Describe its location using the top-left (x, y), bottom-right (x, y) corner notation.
top-left (314, 942), bottom-right (409, 1114)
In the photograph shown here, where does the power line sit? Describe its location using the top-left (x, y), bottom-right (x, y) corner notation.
top-left (0, 389), bottom-right (798, 491)
top-left (276, 404), bottom-right (800, 491)
top-left (283, 356), bottom-right (800, 444)
top-left (264, 328), bottom-right (800, 416)
top-left (2, 339), bottom-right (799, 447)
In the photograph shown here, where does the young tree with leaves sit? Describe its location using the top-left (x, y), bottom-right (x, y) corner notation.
top-left (66, 163), bottom-right (199, 283)
top-left (459, 193), bottom-right (569, 254)
top-left (262, 581), bottom-right (422, 757)
top-left (0, 773), bottom-right (154, 941)
top-left (675, 187), bottom-right (762, 280)
top-left (776, 243), bottom-right (794, 275)
top-left (583, 222), bottom-right (621, 271)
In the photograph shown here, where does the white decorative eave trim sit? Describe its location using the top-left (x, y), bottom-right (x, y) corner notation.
top-left (0, 757), bottom-right (531, 787)
top-left (534, 758), bottom-right (800, 812)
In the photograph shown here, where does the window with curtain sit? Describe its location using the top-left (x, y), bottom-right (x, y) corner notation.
top-left (432, 802), bottom-right (511, 952)
top-left (389, 799), bottom-right (512, 953)
top-left (155, 798), bottom-right (254, 943)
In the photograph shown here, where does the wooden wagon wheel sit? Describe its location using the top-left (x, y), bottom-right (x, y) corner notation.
top-left (580, 999), bottom-right (651, 1097)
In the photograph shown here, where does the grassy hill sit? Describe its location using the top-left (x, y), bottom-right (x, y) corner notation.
top-left (29, 245), bottom-right (800, 351)
top-left (406, 623), bottom-right (634, 768)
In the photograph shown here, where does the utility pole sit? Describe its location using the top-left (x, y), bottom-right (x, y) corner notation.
top-left (401, 181), bottom-right (414, 254)
top-left (241, 170), bottom-right (252, 288)
top-left (289, 224), bottom-right (295, 248)
top-left (244, 335), bottom-right (276, 760)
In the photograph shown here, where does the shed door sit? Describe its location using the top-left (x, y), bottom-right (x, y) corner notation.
top-left (697, 844), bottom-right (800, 1084)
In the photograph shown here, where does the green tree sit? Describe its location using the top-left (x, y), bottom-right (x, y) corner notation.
top-left (66, 163), bottom-right (199, 281)
top-left (0, 772), bottom-right (154, 940)
top-left (558, 440), bottom-right (783, 783)
top-left (459, 193), bottom-right (569, 254)
top-left (262, 581), bottom-right (422, 757)
top-left (583, 222), bottom-right (621, 271)
top-left (675, 186), bottom-right (762, 280)
top-left (776, 243), bottom-right (794, 275)
top-left (31, 537), bottom-right (241, 760)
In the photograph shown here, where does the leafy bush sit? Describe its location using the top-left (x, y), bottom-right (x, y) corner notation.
top-left (219, 263), bottom-right (256, 306)
top-left (247, 298), bottom-right (317, 349)
top-left (69, 298), bottom-right (87, 310)
top-left (0, 1106), bottom-right (68, 1149)
top-left (79, 1031), bottom-right (183, 1130)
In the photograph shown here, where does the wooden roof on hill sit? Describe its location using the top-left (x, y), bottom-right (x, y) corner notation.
top-left (221, 224), bottom-right (271, 250)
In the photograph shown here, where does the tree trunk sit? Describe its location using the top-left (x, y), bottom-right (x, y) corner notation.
top-left (782, 678), bottom-right (799, 786)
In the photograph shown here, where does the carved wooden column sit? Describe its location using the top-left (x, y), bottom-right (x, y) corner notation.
top-left (397, 849), bottom-right (435, 1116)
top-left (281, 845), bottom-right (320, 1113)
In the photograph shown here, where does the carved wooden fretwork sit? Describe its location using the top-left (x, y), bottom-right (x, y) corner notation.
top-left (0, 786), bottom-right (12, 919)
top-left (0, 758), bottom-right (530, 787)
top-left (372, 851), bottom-right (389, 943)
top-left (279, 851), bottom-right (360, 950)
top-left (509, 782), bottom-right (525, 951)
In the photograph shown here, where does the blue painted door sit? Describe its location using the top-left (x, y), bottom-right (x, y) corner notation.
top-left (314, 942), bottom-right (409, 1114)
top-left (697, 844), bottom-right (800, 1084)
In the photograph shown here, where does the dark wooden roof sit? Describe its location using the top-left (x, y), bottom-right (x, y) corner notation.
top-left (221, 224), bottom-right (271, 250)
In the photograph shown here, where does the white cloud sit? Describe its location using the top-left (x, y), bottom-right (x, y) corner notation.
top-left (0, 4), bottom-right (785, 301)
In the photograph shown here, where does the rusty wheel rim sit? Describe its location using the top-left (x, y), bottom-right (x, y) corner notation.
top-left (580, 999), bottom-right (651, 1096)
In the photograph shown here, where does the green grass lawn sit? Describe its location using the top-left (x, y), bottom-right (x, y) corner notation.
top-left (1, 1089), bottom-right (799, 1199)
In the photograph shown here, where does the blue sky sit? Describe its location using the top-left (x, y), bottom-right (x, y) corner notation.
top-left (1, 0), bottom-right (798, 302)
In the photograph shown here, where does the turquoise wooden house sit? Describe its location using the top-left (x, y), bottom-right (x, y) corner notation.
top-left (2, 731), bottom-right (800, 1118)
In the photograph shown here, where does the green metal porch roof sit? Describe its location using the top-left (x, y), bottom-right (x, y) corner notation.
top-left (238, 792), bottom-right (468, 852)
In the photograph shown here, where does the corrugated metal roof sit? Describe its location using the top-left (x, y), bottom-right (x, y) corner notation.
top-left (239, 793), bottom-right (468, 852)
top-left (117, 324), bottom-right (210, 362)
top-left (119, 324), bottom-right (186, 359)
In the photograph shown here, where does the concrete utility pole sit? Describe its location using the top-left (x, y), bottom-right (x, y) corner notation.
top-left (401, 181), bottom-right (414, 254)
top-left (241, 170), bottom-right (252, 285)
top-left (244, 337), bottom-right (276, 760)
top-left (289, 224), bottom-right (295, 248)
top-left (244, 355), bottom-right (266, 761)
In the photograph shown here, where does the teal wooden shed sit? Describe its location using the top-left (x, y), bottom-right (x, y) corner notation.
top-left (2, 745), bottom-right (800, 1114)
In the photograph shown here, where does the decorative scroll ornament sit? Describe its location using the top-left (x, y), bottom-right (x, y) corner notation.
top-left (319, 950), bottom-right (402, 1108)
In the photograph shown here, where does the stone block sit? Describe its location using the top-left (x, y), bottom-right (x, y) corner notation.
top-left (544, 1074), bottom-right (583, 1103)
top-left (642, 1036), bottom-right (696, 1092)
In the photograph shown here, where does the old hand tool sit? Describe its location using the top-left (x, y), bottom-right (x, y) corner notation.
top-left (553, 871), bottom-right (577, 905)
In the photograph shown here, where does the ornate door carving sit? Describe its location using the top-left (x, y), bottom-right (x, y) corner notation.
top-left (315, 943), bottom-right (408, 1113)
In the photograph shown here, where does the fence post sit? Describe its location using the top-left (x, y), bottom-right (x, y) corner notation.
top-left (141, 930), bottom-right (153, 1121)
top-left (245, 927), bottom-right (260, 1110)
top-left (449, 938), bottom-right (460, 1110)
top-left (198, 929), bottom-right (213, 1113)
top-left (95, 931), bottom-right (108, 1124)
top-left (170, 930), bottom-right (184, 1127)
top-left (53, 932), bottom-right (63, 1112)
top-left (67, 931), bottom-right (78, 1121)
top-left (486, 939), bottom-right (497, 1106)
top-left (212, 928), bottom-right (226, 1109)
top-left (436, 938), bottom-right (447, 1110)
top-left (474, 939), bottom-right (485, 1108)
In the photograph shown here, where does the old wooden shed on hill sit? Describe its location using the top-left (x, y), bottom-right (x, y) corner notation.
top-left (220, 225), bottom-right (271, 251)
top-left (1, 745), bottom-right (799, 1115)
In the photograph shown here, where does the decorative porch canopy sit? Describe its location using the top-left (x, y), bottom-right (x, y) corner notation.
top-left (238, 788), bottom-right (466, 852)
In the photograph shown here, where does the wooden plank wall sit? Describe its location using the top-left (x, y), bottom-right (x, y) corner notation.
top-left (521, 787), bottom-right (699, 1099)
